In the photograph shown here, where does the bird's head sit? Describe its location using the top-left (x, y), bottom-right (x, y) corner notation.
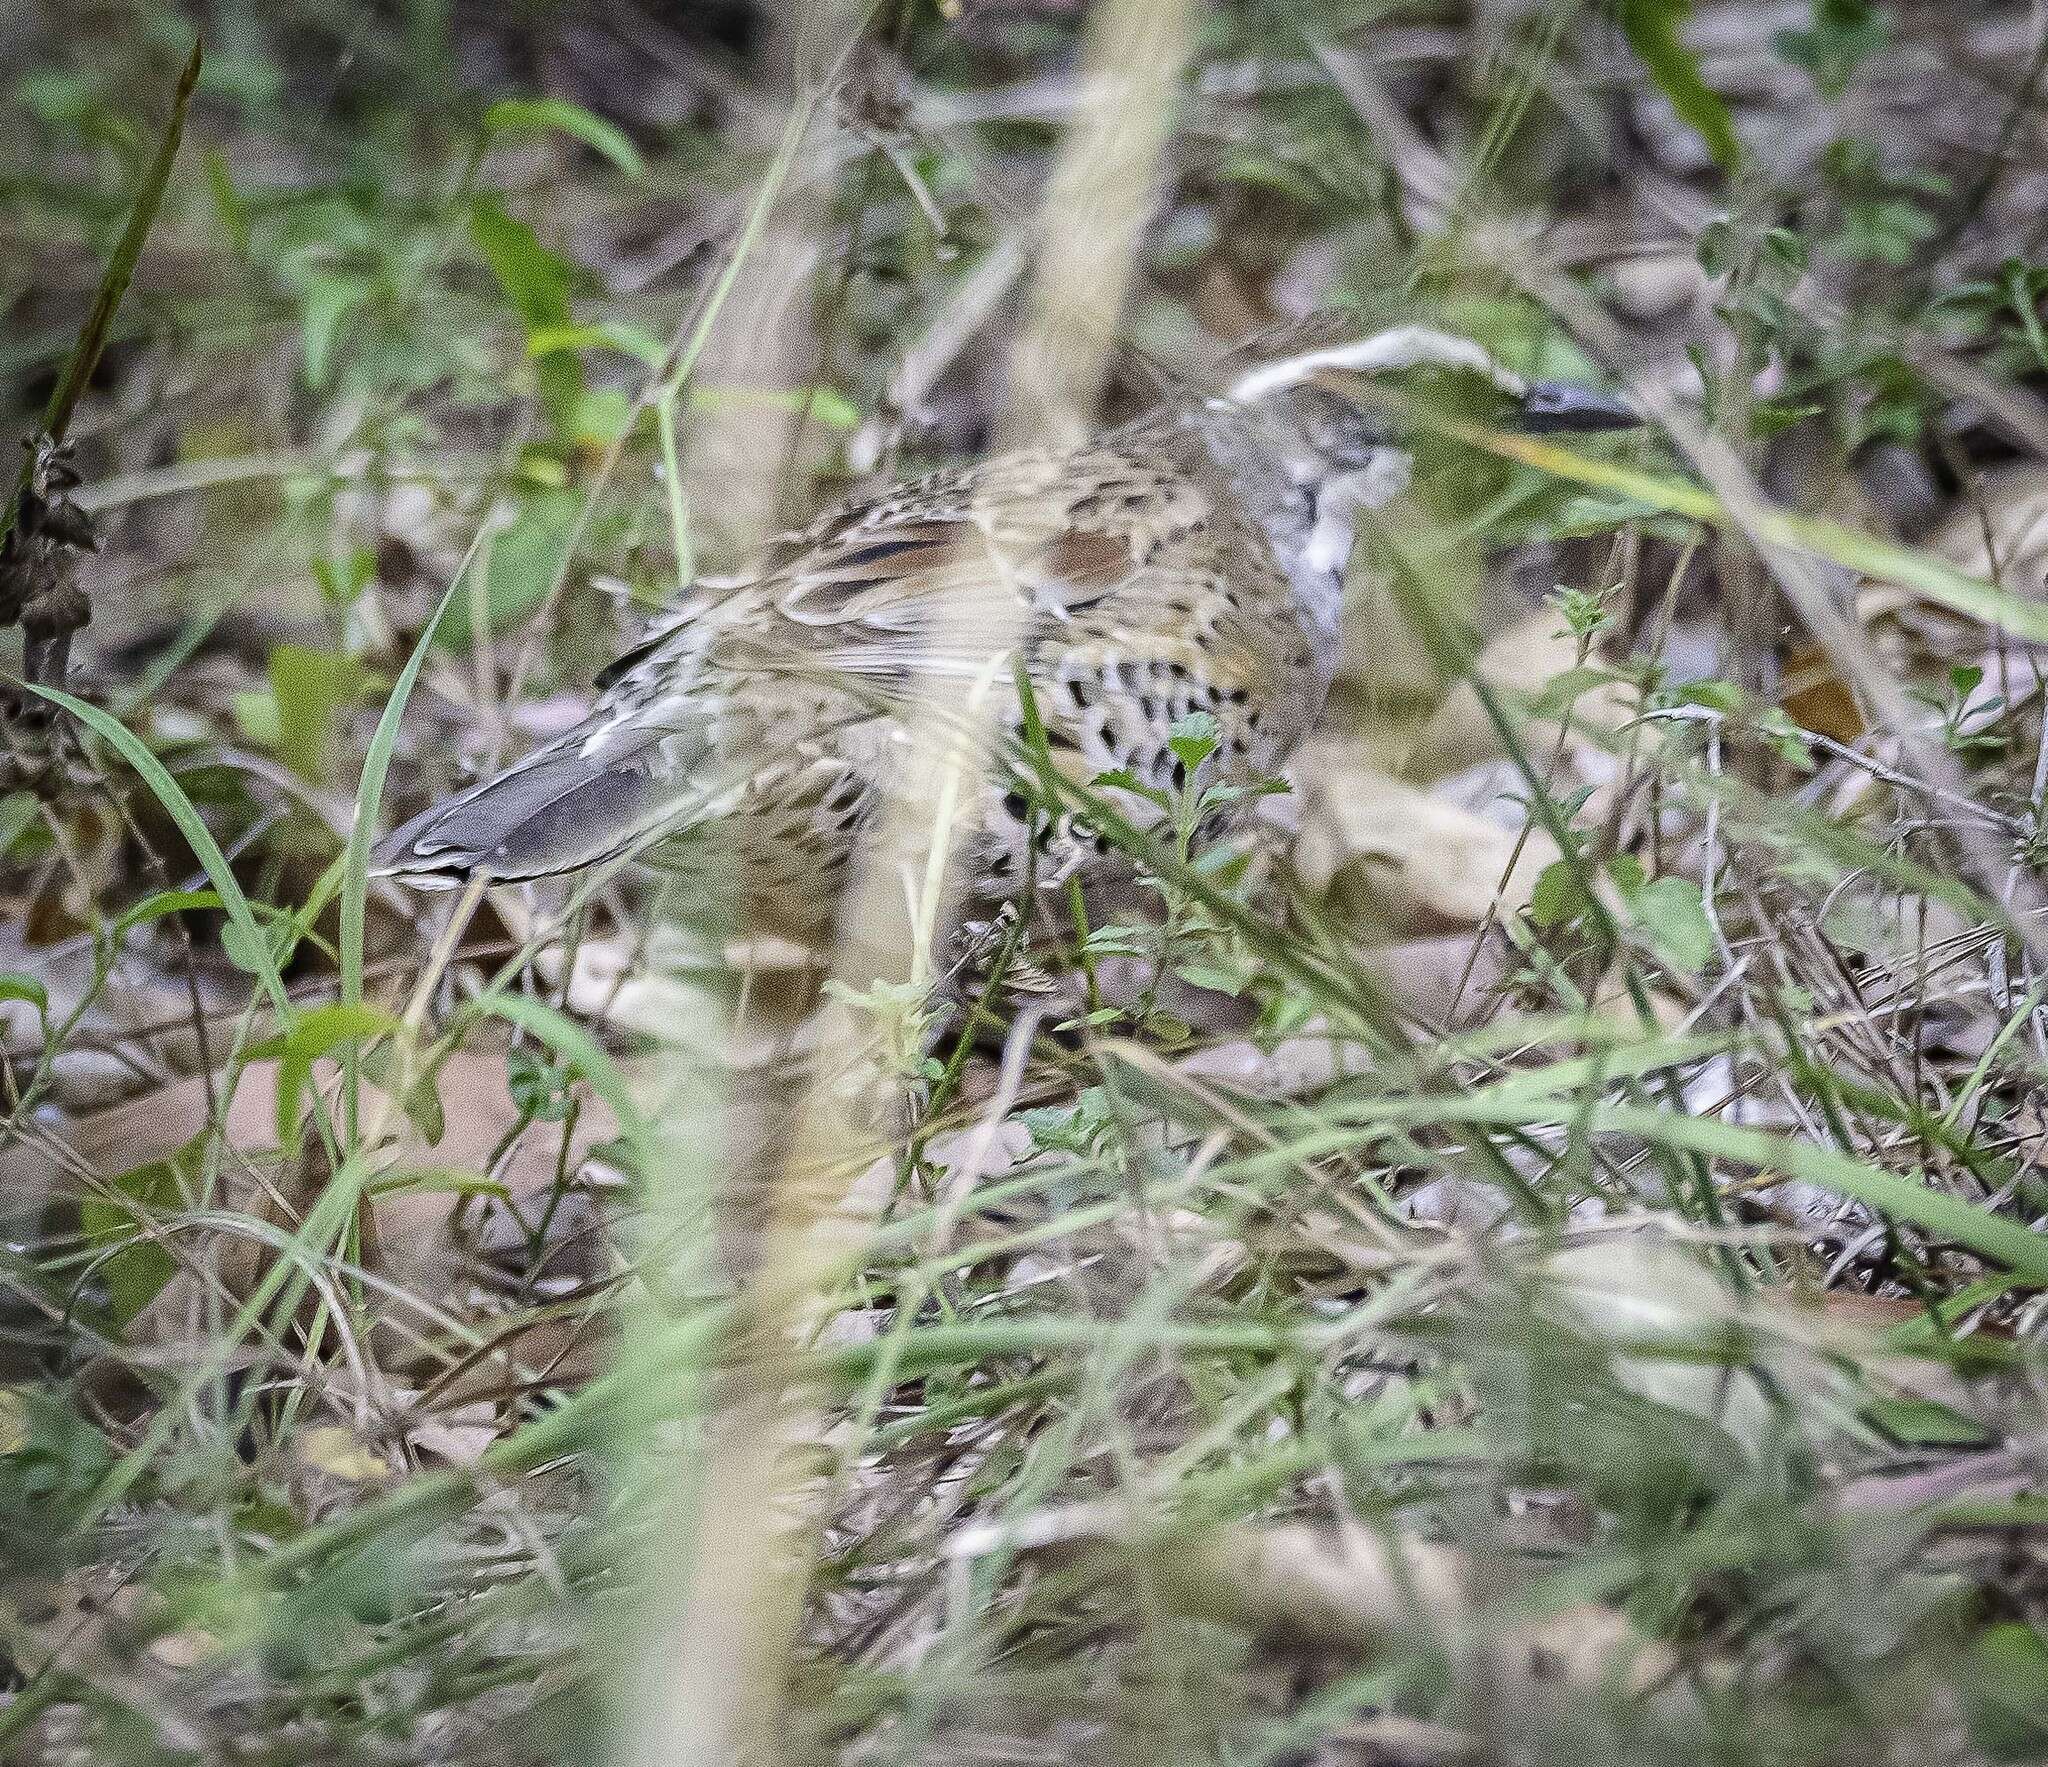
top-left (1220, 313), bottom-right (1639, 475)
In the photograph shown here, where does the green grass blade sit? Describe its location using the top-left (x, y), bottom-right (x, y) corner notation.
top-left (25, 680), bottom-right (290, 1016)
top-left (338, 530), bottom-right (487, 1140)
top-left (1461, 422), bottom-right (2048, 643)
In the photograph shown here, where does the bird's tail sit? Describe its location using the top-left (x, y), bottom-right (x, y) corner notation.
top-left (371, 728), bottom-right (676, 888)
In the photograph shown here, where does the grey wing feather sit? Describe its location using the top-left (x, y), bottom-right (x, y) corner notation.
top-left (371, 728), bottom-right (680, 885)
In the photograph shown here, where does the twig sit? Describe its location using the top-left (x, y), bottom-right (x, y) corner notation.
top-left (0, 40), bottom-right (201, 556)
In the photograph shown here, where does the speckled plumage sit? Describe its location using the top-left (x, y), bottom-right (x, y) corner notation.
top-left (374, 321), bottom-right (1633, 935)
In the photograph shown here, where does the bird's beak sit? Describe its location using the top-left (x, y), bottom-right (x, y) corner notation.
top-left (1515, 380), bottom-right (1640, 434)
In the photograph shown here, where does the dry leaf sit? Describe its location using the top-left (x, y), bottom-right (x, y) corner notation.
top-left (1407, 609), bottom-right (1635, 783)
top-left (15, 1050), bottom-right (625, 1387)
top-left (951, 1501), bottom-right (1677, 1699)
top-left (1912, 465), bottom-right (2048, 595)
top-left (1291, 739), bottom-right (1560, 936)
top-left (295, 1424), bottom-right (393, 1484)
top-left (1779, 640), bottom-right (1865, 743)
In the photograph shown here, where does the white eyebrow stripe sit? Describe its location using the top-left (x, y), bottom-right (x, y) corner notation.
top-left (1226, 324), bottom-right (1528, 403)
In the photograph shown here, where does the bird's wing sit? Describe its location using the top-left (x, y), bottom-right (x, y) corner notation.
top-left (608, 438), bottom-right (1240, 694)
top-left (375, 436), bottom-right (1283, 886)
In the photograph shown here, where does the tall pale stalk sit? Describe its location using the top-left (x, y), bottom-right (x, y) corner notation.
top-left (610, 1), bottom-right (1197, 1761)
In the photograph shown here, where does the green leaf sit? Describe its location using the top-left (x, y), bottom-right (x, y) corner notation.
top-left (470, 198), bottom-right (583, 436)
top-left (16, 69), bottom-right (106, 128)
top-left (1175, 961), bottom-right (1249, 997)
top-left (0, 793), bottom-right (37, 860)
top-left (312, 548), bottom-right (377, 609)
top-left (251, 1002), bottom-right (403, 1146)
top-left (1528, 858), bottom-right (1587, 929)
top-left (198, 50), bottom-right (284, 109)
top-left (802, 385), bottom-right (863, 430)
top-left (109, 888), bottom-right (222, 946)
top-left (1624, 874), bottom-right (1716, 974)
top-left (203, 147), bottom-right (249, 254)
top-left (1529, 665), bottom-right (1622, 719)
top-left (0, 973), bottom-right (49, 1016)
top-left (1831, 196), bottom-right (1940, 266)
top-left (2001, 258), bottom-right (2048, 374)
top-left (1617, 0), bottom-right (1742, 173)
top-left (569, 387), bottom-right (635, 446)
top-left (1019, 1088), bottom-right (1114, 1155)
top-left (220, 914), bottom-right (293, 979)
top-left (1677, 678), bottom-right (1743, 714)
top-left (1167, 711), bottom-right (1221, 775)
top-left (686, 384), bottom-right (863, 429)
top-left (299, 274), bottom-right (369, 390)
top-left (483, 97), bottom-right (646, 180)
top-left (469, 201), bottom-right (574, 328)
top-left (1773, 1), bottom-right (1891, 99)
top-left (507, 1045), bottom-right (574, 1123)
top-left (526, 320), bottom-right (669, 368)
top-left (81, 1141), bottom-right (198, 1329)
top-left (1968, 1623), bottom-right (2048, 1758)
top-left (361, 1041), bottom-right (446, 1146)
top-left (471, 992), bottom-right (649, 1178)
top-left (269, 643), bottom-right (371, 785)
top-left (1864, 1395), bottom-right (1997, 1449)
top-left (1088, 768), bottom-right (1147, 795)
top-left (0, 1385), bottom-right (115, 1516)
top-left (437, 487), bottom-right (583, 649)
top-left (249, 1002), bottom-right (401, 1065)
top-left (231, 688), bottom-right (281, 749)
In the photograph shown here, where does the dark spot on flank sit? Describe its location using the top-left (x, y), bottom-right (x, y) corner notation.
top-left (1003, 789), bottom-right (1030, 821)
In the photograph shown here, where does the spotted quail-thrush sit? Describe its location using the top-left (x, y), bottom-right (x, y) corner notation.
top-left (373, 317), bottom-right (1635, 935)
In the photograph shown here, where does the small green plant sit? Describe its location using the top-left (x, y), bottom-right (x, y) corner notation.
top-left (1909, 662), bottom-right (2011, 760)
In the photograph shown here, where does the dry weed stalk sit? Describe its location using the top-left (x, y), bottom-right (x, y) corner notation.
top-left (613, 2), bottom-right (1194, 1759)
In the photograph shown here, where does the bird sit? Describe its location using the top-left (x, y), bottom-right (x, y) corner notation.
top-left (373, 315), bottom-right (1635, 941)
